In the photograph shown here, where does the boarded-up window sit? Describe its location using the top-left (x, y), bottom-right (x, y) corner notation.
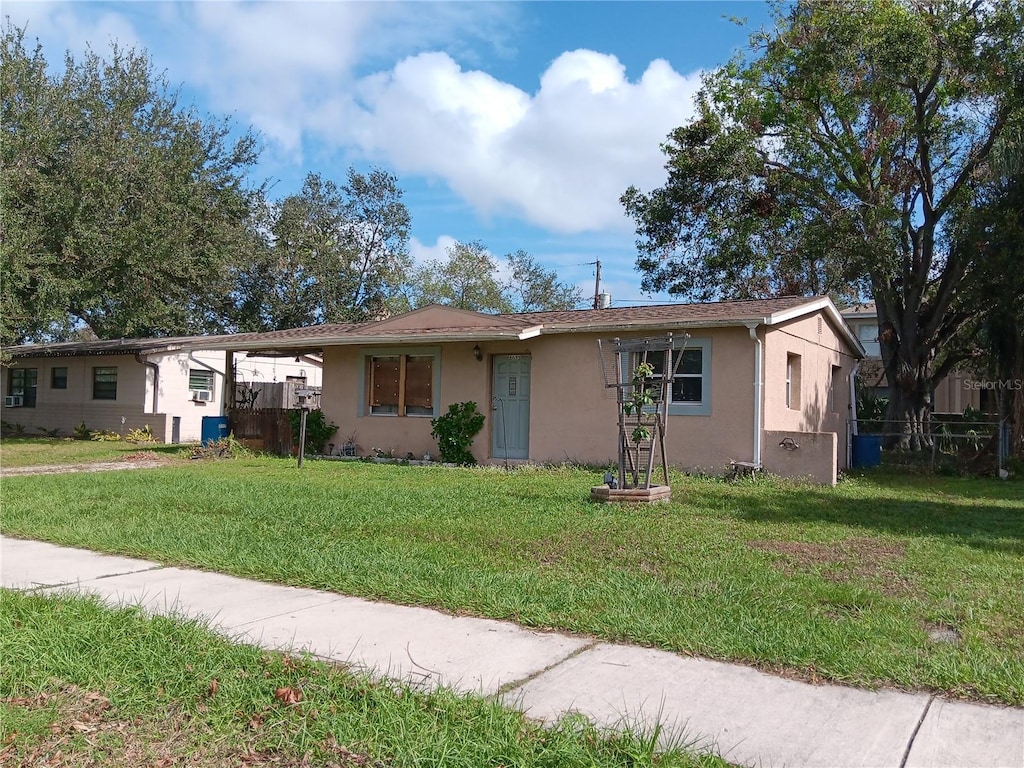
top-left (370, 356), bottom-right (401, 414)
top-left (367, 354), bottom-right (434, 416)
top-left (405, 356), bottom-right (433, 414)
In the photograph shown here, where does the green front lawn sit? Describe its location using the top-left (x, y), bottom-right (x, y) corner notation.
top-left (2, 454), bottom-right (1022, 704)
top-left (1, 591), bottom-right (716, 767)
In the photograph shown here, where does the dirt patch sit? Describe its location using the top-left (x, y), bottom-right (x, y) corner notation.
top-left (746, 537), bottom-right (913, 596)
top-left (0, 460), bottom-right (168, 477)
top-left (1, 683), bottom-right (380, 767)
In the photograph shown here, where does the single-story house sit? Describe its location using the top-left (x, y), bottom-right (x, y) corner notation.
top-left (202, 296), bottom-right (864, 484)
top-left (1, 335), bottom-right (322, 442)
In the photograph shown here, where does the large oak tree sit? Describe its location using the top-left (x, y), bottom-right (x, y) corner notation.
top-left (623, 0), bottom-right (1024, 447)
top-left (1, 24), bottom-right (261, 344)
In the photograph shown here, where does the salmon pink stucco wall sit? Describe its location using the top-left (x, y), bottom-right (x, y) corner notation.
top-left (319, 325), bottom-right (762, 473)
top-left (761, 313), bottom-right (857, 476)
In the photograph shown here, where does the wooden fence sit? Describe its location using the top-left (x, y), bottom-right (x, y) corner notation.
top-left (227, 408), bottom-right (294, 456)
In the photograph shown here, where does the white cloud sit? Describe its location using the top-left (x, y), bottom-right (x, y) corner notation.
top-left (6, 2), bottom-right (701, 238)
top-left (345, 51), bottom-right (703, 234)
top-left (408, 234), bottom-right (457, 267)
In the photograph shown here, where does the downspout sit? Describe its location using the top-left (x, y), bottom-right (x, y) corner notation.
top-left (746, 323), bottom-right (763, 467)
top-left (848, 361), bottom-right (862, 468)
top-left (134, 353), bottom-right (160, 413)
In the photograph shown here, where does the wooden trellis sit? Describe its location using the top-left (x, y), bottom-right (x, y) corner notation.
top-left (596, 333), bottom-right (690, 490)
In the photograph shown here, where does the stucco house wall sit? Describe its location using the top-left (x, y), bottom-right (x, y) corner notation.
top-left (761, 313), bottom-right (855, 479)
top-left (321, 326), bottom-right (763, 473)
top-left (2, 347), bottom-right (321, 443)
top-left (1, 353), bottom-right (169, 439)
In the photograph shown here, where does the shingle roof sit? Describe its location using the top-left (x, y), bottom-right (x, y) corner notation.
top-left (514, 296), bottom-right (817, 328)
top-left (6, 334), bottom-right (227, 358)
top-left (5, 296), bottom-right (863, 358)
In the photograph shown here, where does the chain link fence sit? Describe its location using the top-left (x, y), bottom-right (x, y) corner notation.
top-left (848, 416), bottom-right (1010, 476)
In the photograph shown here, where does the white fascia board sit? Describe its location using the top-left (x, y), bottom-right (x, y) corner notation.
top-left (534, 318), bottom-right (767, 336)
top-left (765, 297), bottom-right (865, 358)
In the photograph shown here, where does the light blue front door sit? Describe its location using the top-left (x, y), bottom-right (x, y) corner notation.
top-left (492, 355), bottom-right (530, 460)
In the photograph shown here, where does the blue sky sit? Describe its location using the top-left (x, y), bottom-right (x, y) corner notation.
top-left (7, 1), bottom-right (775, 307)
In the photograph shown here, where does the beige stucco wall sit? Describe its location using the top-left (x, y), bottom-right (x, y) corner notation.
top-left (1, 354), bottom-right (170, 440)
top-left (763, 430), bottom-right (838, 485)
top-left (0, 350), bottom-right (320, 443)
top-left (320, 326), bottom-right (761, 473)
top-left (762, 313), bottom-right (856, 472)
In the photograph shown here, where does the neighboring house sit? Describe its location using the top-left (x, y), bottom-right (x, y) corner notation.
top-left (1, 336), bottom-right (322, 442)
top-left (840, 303), bottom-right (985, 414)
top-left (199, 297), bottom-right (863, 484)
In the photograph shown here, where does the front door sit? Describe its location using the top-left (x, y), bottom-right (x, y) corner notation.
top-left (492, 355), bottom-right (530, 460)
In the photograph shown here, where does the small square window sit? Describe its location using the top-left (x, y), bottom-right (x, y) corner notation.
top-left (189, 369), bottom-right (215, 392)
top-left (51, 367), bottom-right (68, 389)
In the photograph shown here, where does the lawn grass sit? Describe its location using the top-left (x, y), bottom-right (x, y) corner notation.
top-left (1, 590), bottom-right (719, 767)
top-left (2, 453), bottom-right (1022, 705)
top-left (0, 436), bottom-right (182, 468)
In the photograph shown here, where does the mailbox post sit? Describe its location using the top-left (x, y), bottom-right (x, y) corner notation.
top-left (295, 389), bottom-right (316, 468)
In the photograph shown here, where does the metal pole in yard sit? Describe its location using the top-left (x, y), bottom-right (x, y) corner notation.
top-left (298, 407), bottom-right (308, 468)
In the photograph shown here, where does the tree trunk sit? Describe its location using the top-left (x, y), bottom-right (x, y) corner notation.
top-left (880, 313), bottom-right (935, 451)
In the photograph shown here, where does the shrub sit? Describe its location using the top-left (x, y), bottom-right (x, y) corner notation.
top-left (185, 434), bottom-right (252, 460)
top-left (431, 401), bottom-right (486, 465)
top-left (126, 425), bottom-right (156, 443)
top-left (288, 408), bottom-right (338, 454)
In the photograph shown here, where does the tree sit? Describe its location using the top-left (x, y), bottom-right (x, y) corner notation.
top-left (505, 250), bottom-right (583, 312)
top-left (1, 24), bottom-right (261, 344)
top-left (408, 242), bottom-right (582, 314)
top-left (410, 240), bottom-right (511, 313)
top-left (948, 126), bottom-right (1024, 458)
top-left (622, 0), bottom-right (1024, 448)
top-left (252, 169), bottom-right (411, 327)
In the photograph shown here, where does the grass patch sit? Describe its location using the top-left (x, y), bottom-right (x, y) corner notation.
top-left (2, 457), bottom-right (1023, 704)
top-left (0, 437), bottom-right (182, 468)
top-left (0, 590), bottom-right (719, 767)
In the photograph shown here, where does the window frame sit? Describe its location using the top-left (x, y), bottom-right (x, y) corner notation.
top-left (188, 369), bottom-right (215, 394)
top-left (93, 366), bottom-right (118, 401)
top-left (829, 364), bottom-right (843, 414)
top-left (786, 353), bottom-right (801, 410)
top-left (624, 338), bottom-right (712, 417)
top-left (360, 347), bottom-right (441, 418)
top-left (8, 367), bottom-right (38, 407)
top-left (51, 366), bottom-right (68, 390)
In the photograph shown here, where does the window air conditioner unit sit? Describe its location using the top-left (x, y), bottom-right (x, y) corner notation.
top-left (4, 395), bottom-right (23, 407)
top-left (193, 389), bottom-right (214, 402)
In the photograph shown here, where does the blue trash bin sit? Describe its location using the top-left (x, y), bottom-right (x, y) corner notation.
top-left (201, 415), bottom-right (229, 446)
top-left (851, 434), bottom-right (882, 468)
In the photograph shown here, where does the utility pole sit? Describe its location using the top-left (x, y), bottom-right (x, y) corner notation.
top-left (592, 259), bottom-right (602, 310)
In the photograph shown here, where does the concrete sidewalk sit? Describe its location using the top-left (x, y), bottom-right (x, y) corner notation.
top-left (2, 535), bottom-right (1021, 767)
